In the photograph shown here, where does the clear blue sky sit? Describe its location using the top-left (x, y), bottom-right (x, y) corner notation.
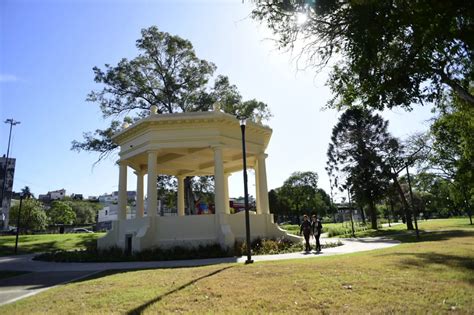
top-left (0, 0), bottom-right (433, 202)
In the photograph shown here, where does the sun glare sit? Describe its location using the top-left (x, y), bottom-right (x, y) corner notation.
top-left (296, 12), bottom-right (308, 26)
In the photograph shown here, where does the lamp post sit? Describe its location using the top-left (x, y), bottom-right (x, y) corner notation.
top-left (14, 192), bottom-right (29, 254)
top-left (1, 118), bottom-right (20, 230)
top-left (346, 186), bottom-right (356, 238)
top-left (239, 116), bottom-right (253, 264)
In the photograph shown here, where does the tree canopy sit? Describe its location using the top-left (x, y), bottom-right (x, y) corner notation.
top-left (10, 198), bottom-right (48, 231)
top-left (72, 26), bottom-right (271, 161)
top-left (48, 201), bottom-right (76, 225)
top-left (270, 171), bottom-right (333, 217)
top-left (327, 108), bottom-right (397, 229)
top-left (419, 93), bottom-right (474, 223)
top-left (252, 0), bottom-right (474, 110)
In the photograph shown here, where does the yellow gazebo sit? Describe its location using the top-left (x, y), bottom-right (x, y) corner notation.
top-left (98, 106), bottom-right (299, 252)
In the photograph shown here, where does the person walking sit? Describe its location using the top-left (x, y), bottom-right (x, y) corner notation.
top-left (312, 215), bottom-right (323, 252)
top-left (299, 214), bottom-right (312, 252)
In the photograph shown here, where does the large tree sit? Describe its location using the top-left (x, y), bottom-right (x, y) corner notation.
top-left (252, 0), bottom-right (474, 109)
top-left (427, 94), bottom-right (473, 223)
top-left (10, 198), bottom-right (48, 232)
top-left (327, 108), bottom-right (397, 229)
top-left (48, 201), bottom-right (76, 226)
top-left (72, 26), bottom-right (271, 211)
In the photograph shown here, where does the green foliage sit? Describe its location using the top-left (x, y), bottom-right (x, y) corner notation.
top-left (236, 237), bottom-right (304, 256)
top-left (327, 108), bottom-right (398, 229)
top-left (429, 94), bottom-right (473, 222)
top-left (63, 200), bottom-right (102, 224)
top-left (327, 225), bottom-right (370, 238)
top-left (9, 199), bottom-right (48, 231)
top-left (34, 243), bottom-right (233, 263)
top-left (270, 172), bottom-right (333, 216)
top-left (252, 0), bottom-right (474, 109)
top-left (48, 201), bottom-right (76, 225)
top-left (72, 26), bottom-right (271, 161)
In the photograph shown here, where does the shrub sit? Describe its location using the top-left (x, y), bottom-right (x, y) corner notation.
top-left (327, 224), bottom-right (370, 237)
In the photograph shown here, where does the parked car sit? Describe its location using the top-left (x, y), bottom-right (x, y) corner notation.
top-left (72, 228), bottom-right (93, 233)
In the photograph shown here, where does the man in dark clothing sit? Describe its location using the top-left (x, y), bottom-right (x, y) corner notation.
top-left (299, 214), bottom-right (312, 252)
top-left (311, 215), bottom-right (323, 252)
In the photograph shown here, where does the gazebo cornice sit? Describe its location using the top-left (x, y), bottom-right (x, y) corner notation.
top-left (112, 110), bottom-right (272, 145)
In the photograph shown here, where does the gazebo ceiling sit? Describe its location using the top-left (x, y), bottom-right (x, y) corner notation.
top-left (112, 111), bottom-right (272, 175)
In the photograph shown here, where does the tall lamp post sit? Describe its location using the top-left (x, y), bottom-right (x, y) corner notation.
top-left (346, 186), bottom-right (356, 238)
top-left (14, 192), bottom-right (29, 254)
top-left (239, 116), bottom-right (253, 264)
top-left (1, 118), bottom-right (20, 230)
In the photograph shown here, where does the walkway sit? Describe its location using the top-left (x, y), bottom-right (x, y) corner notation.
top-left (0, 236), bottom-right (399, 306)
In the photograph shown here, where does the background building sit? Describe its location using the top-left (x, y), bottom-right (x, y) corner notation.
top-left (0, 157), bottom-right (16, 230)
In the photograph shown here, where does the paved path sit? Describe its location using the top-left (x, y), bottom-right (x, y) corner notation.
top-left (0, 236), bottom-right (399, 306)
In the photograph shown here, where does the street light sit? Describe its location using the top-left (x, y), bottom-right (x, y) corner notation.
top-left (1, 118), bottom-right (20, 230)
top-left (239, 116), bottom-right (253, 264)
top-left (14, 191), bottom-right (30, 254)
top-left (405, 161), bottom-right (420, 239)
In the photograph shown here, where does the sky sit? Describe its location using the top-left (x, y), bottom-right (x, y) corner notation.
top-left (0, 0), bottom-right (434, 202)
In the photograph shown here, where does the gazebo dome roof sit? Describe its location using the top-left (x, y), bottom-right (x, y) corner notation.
top-left (113, 111), bottom-right (272, 176)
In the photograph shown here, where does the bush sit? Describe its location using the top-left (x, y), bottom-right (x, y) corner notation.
top-left (327, 224), bottom-right (370, 237)
top-left (34, 243), bottom-right (234, 263)
top-left (34, 237), bottom-right (345, 262)
top-left (236, 237), bottom-right (305, 256)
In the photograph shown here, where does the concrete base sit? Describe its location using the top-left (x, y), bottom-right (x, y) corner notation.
top-left (97, 212), bottom-right (300, 253)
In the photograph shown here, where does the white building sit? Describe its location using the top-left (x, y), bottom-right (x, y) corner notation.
top-left (49, 189), bottom-right (66, 200)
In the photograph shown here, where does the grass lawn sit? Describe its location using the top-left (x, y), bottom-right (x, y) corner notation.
top-left (0, 233), bottom-right (104, 256)
top-left (280, 222), bottom-right (343, 235)
top-left (336, 218), bottom-right (472, 240)
top-left (1, 218), bottom-right (472, 314)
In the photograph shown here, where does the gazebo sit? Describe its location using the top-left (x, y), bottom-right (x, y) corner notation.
top-left (98, 106), bottom-right (299, 253)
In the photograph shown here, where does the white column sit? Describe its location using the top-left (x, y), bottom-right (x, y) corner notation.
top-left (177, 175), bottom-right (185, 216)
top-left (135, 171), bottom-right (144, 218)
top-left (257, 153), bottom-right (270, 214)
top-left (118, 161), bottom-right (128, 221)
top-left (213, 146), bottom-right (226, 214)
top-left (224, 173), bottom-right (230, 214)
top-left (147, 151), bottom-right (158, 217)
top-left (254, 162), bottom-right (261, 214)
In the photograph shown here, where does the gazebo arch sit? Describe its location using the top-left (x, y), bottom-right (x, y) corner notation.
top-left (98, 107), bottom-right (299, 252)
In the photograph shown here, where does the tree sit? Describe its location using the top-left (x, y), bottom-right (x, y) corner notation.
top-left (10, 199), bottom-right (48, 232)
top-left (252, 1), bottom-right (474, 109)
top-left (72, 26), bottom-right (270, 160)
top-left (429, 94), bottom-right (473, 224)
top-left (279, 171), bottom-right (319, 214)
top-left (64, 201), bottom-right (102, 224)
top-left (327, 108), bottom-right (396, 229)
top-left (71, 26), bottom-right (271, 212)
top-left (48, 201), bottom-right (76, 225)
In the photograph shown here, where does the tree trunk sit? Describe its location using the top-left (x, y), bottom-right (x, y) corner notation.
top-left (461, 189), bottom-right (473, 225)
top-left (184, 177), bottom-right (196, 215)
top-left (368, 200), bottom-right (378, 230)
top-left (391, 174), bottom-right (414, 230)
top-left (359, 204), bottom-right (366, 224)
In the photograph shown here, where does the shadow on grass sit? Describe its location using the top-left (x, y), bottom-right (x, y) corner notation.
top-left (0, 234), bottom-right (98, 256)
top-left (124, 266), bottom-right (234, 315)
top-left (338, 228), bottom-right (474, 243)
top-left (0, 241), bottom-right (57, 256)
top-left (394, 252), bottom-right (474, 285)
top-left (390, 229), bottom-right (474, 243)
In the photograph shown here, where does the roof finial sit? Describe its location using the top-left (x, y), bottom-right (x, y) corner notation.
top-left (150, 105), bottom-right (158, 115)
